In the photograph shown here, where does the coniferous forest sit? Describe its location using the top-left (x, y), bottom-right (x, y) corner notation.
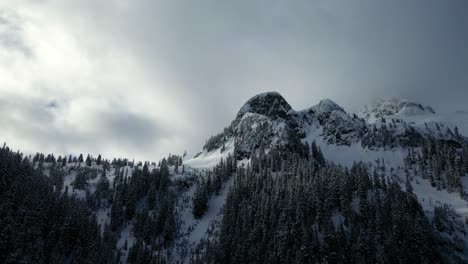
top-left (2, 134), bottom-right (468, 263)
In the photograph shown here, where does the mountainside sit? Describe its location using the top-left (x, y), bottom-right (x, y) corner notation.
top-left (184, 92), bottom-right (468, 262)
top-left (2, 92), bottom-right (468, 263)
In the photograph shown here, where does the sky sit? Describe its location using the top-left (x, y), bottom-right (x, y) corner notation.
top-left (0, 0), bottom-right (467, 161)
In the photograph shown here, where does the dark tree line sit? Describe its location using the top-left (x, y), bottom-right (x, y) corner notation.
top-left (203, 127), bottom-right (234, 153)
top-left (404, 137), bottom-right (468, 194)
top-left (0, 144), bottom-right (189, 263)
top-left (361, 121), bottom-right (426, 149)
top-left (0, 144), bottom-right (112, 264)
top-left (2, 124), bottom-right (467, 264)
top-left (117, 159), bottom-right (180, 263)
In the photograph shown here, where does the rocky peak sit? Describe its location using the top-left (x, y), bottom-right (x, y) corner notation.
top-left (359, 98), bottom-right (436, 122)
top-left (229, 92), bottom-right (307, 159)
top-left (236, 92), bottom-right (294, 121)
top-left (204, 92), bottom-right (367, 160)
top-left (311, 99), bottom-right (345, 114)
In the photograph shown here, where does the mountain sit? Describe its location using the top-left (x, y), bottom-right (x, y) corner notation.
top-left (185, 92), bottom-right (365, 168)
top-left (186, 92), bottom-right (464, 168)
top-left (183, 92), bottom-right (468, 263)
top-left (2, 92), bottom-right (468, 263)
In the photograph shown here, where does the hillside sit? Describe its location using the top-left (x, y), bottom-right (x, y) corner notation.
top-left (1, 92), bottom-right (468, 263)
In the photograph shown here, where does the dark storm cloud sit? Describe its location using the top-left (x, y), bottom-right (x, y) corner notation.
top-left (1, 0), bottom-right (467, 161)
top-left (62, 0), bottom-right (467, 111)
top-left (99, 111), bottom-right (164, 149)
top-left (85, 0), bottom-right (468, 137)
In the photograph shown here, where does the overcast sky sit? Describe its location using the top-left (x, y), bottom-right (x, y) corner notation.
top-left (0, 0), bottom-right (467, 161)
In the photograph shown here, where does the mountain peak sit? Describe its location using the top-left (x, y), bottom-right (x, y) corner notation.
top-left (312, 98), bottom-right (345, 114)
top-left (359, 98), bottom-right (436, 122)
top-left (237, 92), bottom-right (293, 120)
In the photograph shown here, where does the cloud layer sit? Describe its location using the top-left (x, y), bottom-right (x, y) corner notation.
top-left (0, 0), bottom-right (467, 161)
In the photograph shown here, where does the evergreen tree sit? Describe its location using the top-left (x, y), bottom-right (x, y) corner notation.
top-left (78, 154), bottom-right (84, 163)
top-left (192, 182), bottom-right (208, 219)
top-left (85, 154), bottom-right (92, 166)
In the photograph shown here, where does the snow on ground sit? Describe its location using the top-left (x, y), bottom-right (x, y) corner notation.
top-left (175, 175), bottom-right (235, 263)
top-left (117, 222), bottom-right (136, 263)
top-left (318, 141), bottom-right (406, 169)
top-left (358, 98), bottom-right (436, 123)
top-left (63, 169), bottom-right (77, 193)
top-left (364, 109), bottom-right (468, 137)
top-left (184, 137), bottom-right (234, 169)
top-left (188, 176), bottom-right (234, 245)
top-left (304, 119), bottom-right (465, 220)
top-left (96, 207), bottom-right (110, 235)
top-left (302, 124), bottom-right (406, 168)
top-left (412, 176), bottom-right (468, 218)
top-left (69, 189), bottom-right (86, 199)
top-left (302, 120), bottom-right (468, 253)
top-left (410, 173), bottom-right (468, 259)
top-left (394, 111), bottom-right (468, 136)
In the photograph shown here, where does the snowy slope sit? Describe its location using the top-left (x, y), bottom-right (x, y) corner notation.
top-left (30, 92), bottom-right (468, 262)
top-left (390, 111), bottom-right (468, 136)
top-left (359, 98), bottom-right (436, 123)
top-left (122, 94), bottom-right (468, 261)
top-left (184, 137), bottom-right (235, 169)
top-left (360, 98), bottom-right (468, 136)
top-left (301, 123), bottom-right (407, 168)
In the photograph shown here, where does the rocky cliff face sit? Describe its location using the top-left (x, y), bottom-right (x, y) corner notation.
top-left (201, 92), bottom-right (463, 161)
top-left (235, 92), bottom-right (295, 122)
top-left (229, 92), bottom-right (368, 159)
top-left (299, 99), bottom-right (366, 146)
top-left (232, 92), bottom-right (307, 159)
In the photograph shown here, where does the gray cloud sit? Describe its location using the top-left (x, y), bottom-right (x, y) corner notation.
top-left (60, 0), bottom-right (467, 112)
top-left (99, 110), bottom-right (164, 150)
top-left (0, 94), bottom-right (166, 160)
top-left (0, 0), bottom-right (467, 161)
top-left (0, 10), bottom-right (32, 57)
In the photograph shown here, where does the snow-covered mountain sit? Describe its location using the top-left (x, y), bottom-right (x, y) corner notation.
top-left (4, 92), bottom-right (468, 263)
top-left (359, 98), bottom-right (436, 122)
top-left (186, 92), bottom-right (465, 169)
top-left (182, 92), bottom-right (468, 262)
top-left (186, 92), bottom-right (366, 167)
